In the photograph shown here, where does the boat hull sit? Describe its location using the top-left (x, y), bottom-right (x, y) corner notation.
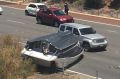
top-left (21, 49), bottom-right (83, 68)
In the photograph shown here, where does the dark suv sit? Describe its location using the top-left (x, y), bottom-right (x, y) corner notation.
top-left (36, 7), bottom-right (74, 27)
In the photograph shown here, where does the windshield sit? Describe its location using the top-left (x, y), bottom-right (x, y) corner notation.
top-left (53, 9), bottom-right (66, 16)
top-left (80, 27), bottom-right (96, 35)
top-left (38, 5), bottom-right (47, 9)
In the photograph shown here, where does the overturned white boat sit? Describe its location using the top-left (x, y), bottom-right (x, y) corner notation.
top-left (21, 31), bottom-right (84, 68)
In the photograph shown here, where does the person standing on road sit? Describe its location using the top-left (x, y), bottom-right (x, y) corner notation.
top-left (64, 2), bottom-right (69, 15)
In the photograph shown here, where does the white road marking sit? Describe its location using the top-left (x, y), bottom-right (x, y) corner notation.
top-left (116, 66), bottom-right (120, 69)
top-left (75, 18), bottom-right (120, 27)
top-left (10, 12), bottom-right (16, 15)
top-left (112, 65), bottom-right (120, 69)
top-left (107, 30), bottom-right (117, 33)
top-left (67, 69), bottom-right (102, 79)
top-left (1, 5), bottom-right (24, 10)
top-left (7, 20), bottom-right (25, 24)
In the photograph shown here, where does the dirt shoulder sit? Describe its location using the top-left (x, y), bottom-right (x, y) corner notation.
top-left (27, 70), bottom-right (95, 79)
top-left (69, 11), bottom-right (120, 26)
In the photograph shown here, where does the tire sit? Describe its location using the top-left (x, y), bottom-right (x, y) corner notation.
top-left (101, 46), bottom-right (106, 51)
top-left (54, 21), bottom-right (59, 27)
top-left (25, 10), bottom-right (29, 15)
top-left (36, 17), bottom-right (42, 24)
top-left (83, 43), bottom-right (90, 52)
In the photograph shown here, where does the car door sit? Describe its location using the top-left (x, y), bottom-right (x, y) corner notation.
top-left (73, 28), bottom-right (83, 41)
top-left (73, 28), bottom-right (80, 36)
top-left (27, 4), bottom-right (37, 15)
top-left (42, 10), bottom-right (53, 24)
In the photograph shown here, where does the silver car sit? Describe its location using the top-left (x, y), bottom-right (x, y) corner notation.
top-left (58, 23), bottom-right (108, 51)
top-left (0, 7), bottom-right (3, 15)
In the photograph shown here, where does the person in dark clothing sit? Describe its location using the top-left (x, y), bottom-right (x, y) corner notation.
top-left (64, 2), bottom-right (69, 15)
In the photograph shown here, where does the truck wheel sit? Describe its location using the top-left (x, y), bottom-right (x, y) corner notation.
top-left (83, 43), bottom-right (90, 52)
top-left (54, 21), bottom-right (59, 27)
top-left (101, 47), bottom-right (106, 51)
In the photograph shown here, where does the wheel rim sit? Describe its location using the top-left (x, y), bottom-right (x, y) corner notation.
top-left (83, 44), bottom-right (90, 52)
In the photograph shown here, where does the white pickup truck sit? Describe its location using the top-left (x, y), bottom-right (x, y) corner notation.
top-left (58, 23), bottom-right (108, 51)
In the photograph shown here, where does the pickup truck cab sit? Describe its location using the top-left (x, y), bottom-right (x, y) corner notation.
top-left (36, 7), bottom-right (74, 27)
top-left (58, 23), bottom-right (108, 51)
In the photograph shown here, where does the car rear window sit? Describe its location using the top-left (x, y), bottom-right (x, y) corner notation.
top-left (29, 4), bottom-right (36, 8)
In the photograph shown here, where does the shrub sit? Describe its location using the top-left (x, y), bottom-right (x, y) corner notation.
top-left (84, 0), bottom-right (103, 9)
top-left (49, 0), bottom-right (61, 3)
top-left (72, 0), bottom-right (85, 9)
top-left (110, 0), bottom-right (120, 9)
top-left (0, 35), bottom-right (36, 79)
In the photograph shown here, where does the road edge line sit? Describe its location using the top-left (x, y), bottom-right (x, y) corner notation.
top-left (75, 18), bottom-right (120, 27)
top-left (67, 69), bottom-right (102, 79)
top-left (1, 5), bottom-right (25, 10)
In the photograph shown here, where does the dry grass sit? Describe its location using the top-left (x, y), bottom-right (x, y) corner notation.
top-left (27, 71), bottom-right (94, 79)
top-left (0, 34), bottom-right (36, 79)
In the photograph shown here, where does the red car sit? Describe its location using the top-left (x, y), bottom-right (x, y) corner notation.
top-left (36, 7), bottom-right (74, 27)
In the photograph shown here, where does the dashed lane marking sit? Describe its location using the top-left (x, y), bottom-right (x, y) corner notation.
top-left (1, 5), bottom-right (24, 10)
top-left (107, 30), bottom-right (117, 33)
top-left (7, 20), bottom-right (25, 24)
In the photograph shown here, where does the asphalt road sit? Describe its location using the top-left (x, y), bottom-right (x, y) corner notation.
top-left (0, 6), bottom-right (120, 79)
